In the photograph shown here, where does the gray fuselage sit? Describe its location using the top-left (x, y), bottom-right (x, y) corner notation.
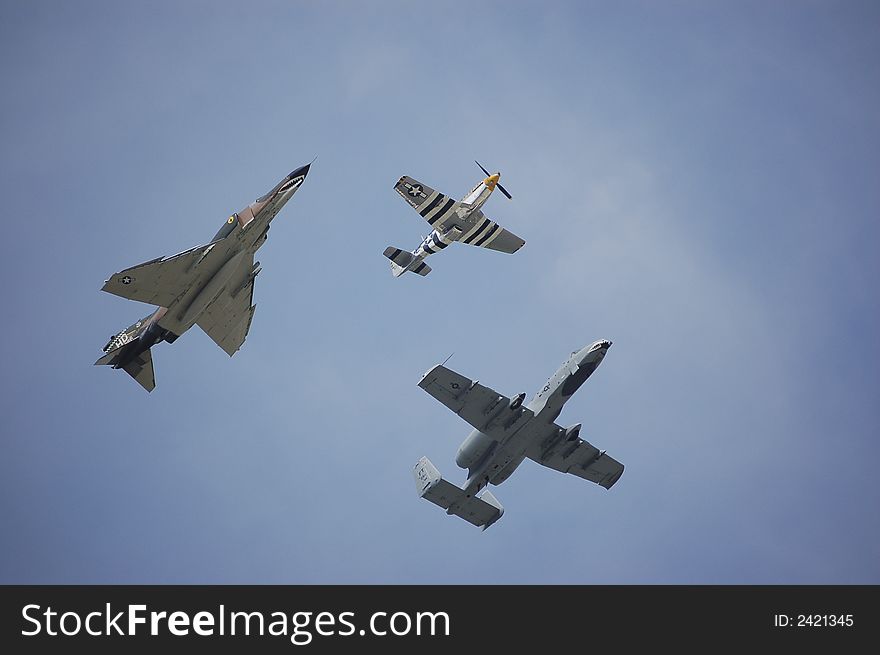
top-left (455, 340), bottom-right (612, 496)
top-left (156, 167), bottom-right (308, 338)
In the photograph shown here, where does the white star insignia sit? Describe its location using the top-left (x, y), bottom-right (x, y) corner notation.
top-left (121, 276), bottom-right (132, 285)
top-left (407, 184), bottom-right (425, 197)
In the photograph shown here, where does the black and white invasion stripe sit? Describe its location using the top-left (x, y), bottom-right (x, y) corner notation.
top-left (418, 229), bottom-right (454, 256)
top-left (461, 216), bottom-right (501, 247)
top-left (414, 191), bottom-right (454, 226)
top-left (417, 191), bottom-right (444, 218)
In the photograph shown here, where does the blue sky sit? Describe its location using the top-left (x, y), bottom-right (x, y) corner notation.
top-left (1, 1), bottom-right (878, 583)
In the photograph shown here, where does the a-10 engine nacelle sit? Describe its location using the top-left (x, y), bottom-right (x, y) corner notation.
top-left (565, 423), bottom-right (582, 442)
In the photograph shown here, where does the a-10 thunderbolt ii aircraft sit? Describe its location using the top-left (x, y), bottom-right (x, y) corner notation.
top-left (383, 161), bottom-right (525, 276)
top-left (413, 340), bottom-right (624, 529)
top-left (95, 164), bottom-right (311, 391)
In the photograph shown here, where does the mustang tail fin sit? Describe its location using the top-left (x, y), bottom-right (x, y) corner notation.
top-left (413, 456), bottom-right (503, 530)
top-left (383, 247), bottom-right (431, 277)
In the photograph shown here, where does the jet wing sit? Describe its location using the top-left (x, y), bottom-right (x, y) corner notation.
top-left (196, 253), bottom-right (258, 356)
top-left (457, 209), bottom-right (525, 254)
top-left (525, 432), bottom-right (624, 489)
top-left (394, 176), bottom-right (463, 232)
top-left (101, 243), bottom-right (214, 307)
top-left (418, 364), bottom-right (534, 441)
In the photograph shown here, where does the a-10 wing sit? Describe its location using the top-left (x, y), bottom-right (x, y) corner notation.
top-left (417, 364), bottom-right (534, 441)
top-left (525, 433), bottom-right (624, 489)
top-left (419, 364), bottom-right (624, 490)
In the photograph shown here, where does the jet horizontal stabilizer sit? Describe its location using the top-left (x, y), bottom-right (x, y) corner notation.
top-left (413, 456), bottom-right (504, 530)
top-left (120, 348), bottom-right (155, 392)
top-left (121, 348), bottom-right (155, 392)
top-left (94, 350), bottom-right (118, 367)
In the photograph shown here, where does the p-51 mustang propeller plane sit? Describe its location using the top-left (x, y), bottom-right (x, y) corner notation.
top-left (384, 161), bottom-right (525, 277)
top-left (95, 164), bottom-right (311, 391)
top-left (413, 340), bottom-right (624, 529)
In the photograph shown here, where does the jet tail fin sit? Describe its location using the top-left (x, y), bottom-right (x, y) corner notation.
top-left (383, 247), bottom-right (431, 277)
top-left (413, 456), bottom-right (504, 530)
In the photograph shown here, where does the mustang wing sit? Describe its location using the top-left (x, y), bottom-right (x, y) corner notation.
top-left (394, 175), bottom-right (464, 233)
top-left (456, 209), bottom-right (525, 254)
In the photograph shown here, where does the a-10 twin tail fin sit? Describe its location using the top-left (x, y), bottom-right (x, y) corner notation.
top-left (413, 456), bottom-right (503, 530)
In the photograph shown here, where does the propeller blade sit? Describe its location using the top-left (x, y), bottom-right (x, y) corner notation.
top-left (476, 160), bottom-right (512, 198)
top-left (475, 160), bottom-right (491, 177)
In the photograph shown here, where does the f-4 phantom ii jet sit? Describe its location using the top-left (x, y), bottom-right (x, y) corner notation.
top-left (383, 161), bottom-right (525, 277)
top-left (413, 341), bottom-right (624, 529)
top-left (95, 165), bottom-right (311, 391)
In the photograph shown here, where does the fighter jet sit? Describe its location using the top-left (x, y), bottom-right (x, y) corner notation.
top-left (413, 340), bottom-right (624, 529)
top-left (383, 161), bottom-right (525, 276)
top-left (95, 164), bottom-right (311, 391)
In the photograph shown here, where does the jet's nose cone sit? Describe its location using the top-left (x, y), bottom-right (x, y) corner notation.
top-left (582, 339), bottom-right (612, 357)
top-left (289, 163), bottom-right (310, 179)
